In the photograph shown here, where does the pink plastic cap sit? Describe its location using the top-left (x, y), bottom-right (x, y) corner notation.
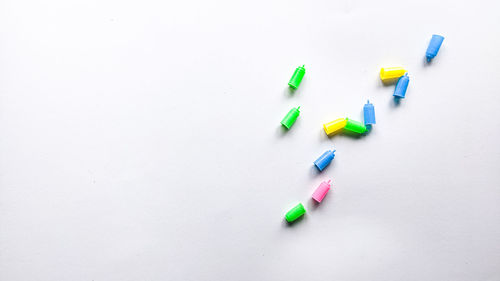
top-left (312, 180), bottom-right (332, 203)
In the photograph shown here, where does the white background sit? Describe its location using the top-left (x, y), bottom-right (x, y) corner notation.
top-left (1, 0), bottom-right (500, 280)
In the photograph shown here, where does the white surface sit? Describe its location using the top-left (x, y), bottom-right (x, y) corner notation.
top-left (1, 0), bottom-right (500, 280)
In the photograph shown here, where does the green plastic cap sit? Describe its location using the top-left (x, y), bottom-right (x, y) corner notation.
top-left (344, 118), bottom-right (367, 134)
top-left (288, 65), bottom-right (306, 89)
top-left (280, 106), bottom-right (301, 129)
top-left (285, 203), bottom-right (306, 222)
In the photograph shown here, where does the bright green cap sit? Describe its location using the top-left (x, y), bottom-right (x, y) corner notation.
top-left (280, 106), bottom-right (300, 129)
top-left (288, 65), bottom-right (306, 89)
top-left (344, 118), bottom-right (367, 134)
top-left (285, 203), bottom-right (306, 222)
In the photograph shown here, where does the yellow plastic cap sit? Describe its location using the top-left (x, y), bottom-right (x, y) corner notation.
top-left (323, 118), bottom-right (347, 136)
top-left (380, 67), bottom-right (406, 81)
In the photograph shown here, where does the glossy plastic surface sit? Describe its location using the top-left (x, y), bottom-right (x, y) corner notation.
top-left (363, 100), bottom-right (376, 125)
top-left (344, 118), bottom-right (367, 134)
top-left (285, 203), bottom-right (306, 222)
top-left (312, 180), bottom-right (332, 203)
top-left (380, 67), bottom-right (406, 81)
top-left (313, 150), bottom-right (336, 171)
top-left (426, 34), bottom-right (444, 62)
top-left (288, 65), bottom-right (306, 89)
top-left (323, 118), bottom-right (347, 136)
top-left (394, 73), bottom-right (410, 98)
top-left (280, 106), bottom-right (300, 129)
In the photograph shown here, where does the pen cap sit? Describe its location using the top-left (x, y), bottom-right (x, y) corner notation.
top-left (312, 180), bottom-right (332, 203)
top-left (363, 100), bottom-right (376, 125)
top-left (380, 67), bottom-right (406, 81)
top-left (288, 65), bottom-right (306, 89)
top-left (426, 35), bottom-right (444, 61)
top-left (285, 203), bottom-right (306, 222)
top-left (314, 150), bottom-right (335, 171)
top-left (280, 106), bottom-right (300, 129)
top-left (393, 73), bottom-right (410, 98)
top-left (344, 118), bottom-right (367, 134)
top-left (323, 118), bottom-right (347, 136)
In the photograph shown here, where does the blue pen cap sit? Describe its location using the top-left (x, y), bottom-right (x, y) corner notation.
top-left (393, 73), bottom-right (409, 98)
top-left (314, 150), bottom-right (335, 171)
top-left (363, 100), bottom-right (376, 125)
top-left (426, 34), bottom-right (444, 62)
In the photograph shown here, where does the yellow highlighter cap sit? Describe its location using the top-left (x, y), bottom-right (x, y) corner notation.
top-left (380, 67), bottom-right (407, 81)
top-left (323, 118), bottom-right (347, 136)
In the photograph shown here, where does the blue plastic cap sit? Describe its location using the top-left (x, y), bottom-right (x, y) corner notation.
top-left (363, 100), bottom-right (376, 125)
top-left (426, 34), bottom-right (444, 62)
top-left (393, 73), bottom-right (410, 98)
top-left (313, 150), bottom-right (335, 171)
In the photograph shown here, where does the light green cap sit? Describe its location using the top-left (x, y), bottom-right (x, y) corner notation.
top-left (285, 203), bottom-right (306, 222)
top-left (344, 118), bottom-right (367, 134)
top-left (288, 65), bottom-right (306, 89)
top-left (280, 106), bottom-right (300, 129)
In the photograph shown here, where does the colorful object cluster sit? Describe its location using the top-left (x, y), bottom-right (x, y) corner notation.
top-left (322, 112), bottom-right (370, 136)
top-left (281, 35), bottom-right (444, 224)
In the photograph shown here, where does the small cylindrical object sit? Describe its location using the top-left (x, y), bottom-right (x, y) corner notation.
top-left (380, 67), bottom-right (406, 81)
top-left (393, 73), bottom-right (410, 98)
top-left (285, 203), bottom-right (306, 222)
top-left (312, 180), bottom-right (332, 203)
top-left (426, 34), bottom-right (444, 62)
top-left (344, 118), bottom-right (366, 134)
top-left (280, 106), bottom-right (300, 129)
top-left (323, 118), bottom-right (347, 136)
top-left (288, 65), bottom-right (306, 89)
top-left (314, 150), bottom-right (335, 171)
top-left (363, 100), bottom-right (376, 126)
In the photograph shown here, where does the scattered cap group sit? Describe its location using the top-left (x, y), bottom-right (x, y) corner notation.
top-left (281, 34), bottom-right (444, 223)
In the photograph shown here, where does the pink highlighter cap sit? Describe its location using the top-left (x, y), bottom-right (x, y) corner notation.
top-left (312, 180), bottom-right (332, 203)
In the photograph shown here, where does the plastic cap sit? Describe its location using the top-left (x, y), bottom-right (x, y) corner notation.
top-left (426, 34), bottom-right (444, 62)
top-left (380, 67), bottom-right (406, 81)
top-left (285, 203), bottom-right (306, 222)
top-left (288, 65), bottom-right (306, 89)
top-left (393, 73), bottom-right (410, 98)
top-left (363, 100), bottom-right (376, 125)
top-left (312, 180), bottom-right (332, 203)
top-left (280, 106), bottom-right (300, 129)
top-left (344, 118), bottom-right (367, 134)
top-left (323, 118), bottom-right (347, 136)
top-left (314, 150), bottom-right (335, 171)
